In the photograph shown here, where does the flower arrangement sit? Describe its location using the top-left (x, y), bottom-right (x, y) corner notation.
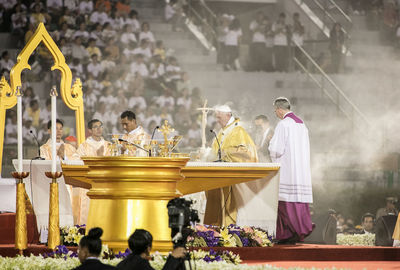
top-left (187, 224), bottom-right (273, 248)
top-left (191, 249), bottom-right (242, 265)
top-left (60, 225), bottom-right (85, 246)
top-left (336, 233), bottom-right (375, 246)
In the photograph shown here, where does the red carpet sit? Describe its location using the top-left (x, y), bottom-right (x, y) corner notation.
top-left (0, 213), bottom-right (39, 245)
top-left (194, 244), bottom-right (400, 261)
top-left (243, 261), bottom-right (400, 270)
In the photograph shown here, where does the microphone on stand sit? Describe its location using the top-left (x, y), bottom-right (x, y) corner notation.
top-left (210, 129), bottom-right (223, 162)
top-left (30, 130), bottom-right (44, 160)
top-left (149, 126), bottom-right (159, 157)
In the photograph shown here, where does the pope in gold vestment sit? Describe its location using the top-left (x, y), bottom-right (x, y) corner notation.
top-left (204, 110), bottom-right (258, 226)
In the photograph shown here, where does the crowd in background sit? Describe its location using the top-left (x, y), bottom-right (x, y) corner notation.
top-left (329, 196), bottom-right (398, 236)
top-left (0, 0), bottom-right (212, 149)
top-left (215, 11), bottom-right (307, 73)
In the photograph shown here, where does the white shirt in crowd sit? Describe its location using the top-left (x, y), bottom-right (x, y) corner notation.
top-left (99, 95), bottom-right (118, 110)
top-left (139, 31), bottom-right (155, 43)
top-left (217, 26), bottom-right (229, 43)
top-left (79, 0), bottom-right (93, 14)
top-left (132, 47), bottom-right (152, 60)
top-left (249, 21), bottom-right (266, 43)
top-left (176, 97), bottom-right (192, 110)
top-left (39, 108), bottom-right (59, 124)
top-left (90, 11), bottom-right (109, 25)
top-left (130, 62), bottom-right (149, 78)
top-left (165, 4), bottom-right (175, 21)
top-left (128, 96), bottom-right (147, 110)
top-left (11, 12), bottom-right (27, 29)
top-left (187, 128), bottom-right (201, 139)
top-left (22, 126), bottom-right (37, 144)
top-left (101, 59), bottom-right (116, 72)
top-left (0, 0), bottom-right (16, 10)
top-left (64, 0), bottom-right (78, 11)
top-left (121, 32), bottom-right (137, 44)
top-left (83, 92), bottom-right (97, 111)
top-left (144, 114), bottom-right (162, 129)
top-left (166, 65), bottom-right (181, 80)
top-left (5, 122), bottom-right (17, 144)
top-left (272, 22), bottom-right (288, 46)
top-left (149, 63), bottom-right (165, 79)
top-left (224, 29), bottom-right (242, 46)
top-left (154, 95), bottom-right (175, 108)
top-left (47, 0), bottom-right (63, 9)
top-left (92, 111), bottom-right (111, 126)
top-left (0, 58), bottom-right (15, 71)
top-left (87, 62), bottom-right (103, 78)
top-left (126, 18), bottom-right (141, 33)
top-left (123, 47), bottom-right (136, 58)
top-left (73, 30), bottom-right (90, 42)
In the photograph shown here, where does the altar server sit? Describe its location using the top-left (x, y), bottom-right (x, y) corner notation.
top-left (269, 97), bottom-right (313, 243)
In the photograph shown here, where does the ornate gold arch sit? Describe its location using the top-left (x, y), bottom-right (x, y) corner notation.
top-left (0, 22), bottom-right (85, 174)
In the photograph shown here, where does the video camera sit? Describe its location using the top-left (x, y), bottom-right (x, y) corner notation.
top-left (167, 198), bottom-right (199, 248)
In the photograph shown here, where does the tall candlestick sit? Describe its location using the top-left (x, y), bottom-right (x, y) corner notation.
top-left (16, 86), bottom-right (23, 173)
top-left (50, 86), bottom-right (57, 173)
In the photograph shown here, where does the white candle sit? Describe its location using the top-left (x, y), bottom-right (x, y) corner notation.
top-left (51, 88), bottom-right (57, 173)
top-left (17, 87), bottom-right (23, 173)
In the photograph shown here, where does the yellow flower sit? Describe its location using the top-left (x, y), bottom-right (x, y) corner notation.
top-left (220, 228), bottom-right (236, 247)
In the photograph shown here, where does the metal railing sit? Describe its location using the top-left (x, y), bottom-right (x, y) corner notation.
top-left (328, 0), bottom-right (352, 24)
top-left (292, 40), bottom-right (370, 130)
top-left (293, 0), bottom-right (351, 54)
top-left (184, 0), bottom-right (218, 51)
top-left (310, 0), bottom-right (351, 39)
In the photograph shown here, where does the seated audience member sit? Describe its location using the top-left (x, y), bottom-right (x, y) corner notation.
top-left (116, 229), bottom-right (185, 270)
top-left (376, 197), bottom-right (398, 220)
top-left (73, 227), bottom-right (116, 270)
top-left (357, 213), bottom-right (375, 234)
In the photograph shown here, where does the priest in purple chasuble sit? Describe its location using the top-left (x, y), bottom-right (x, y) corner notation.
top-left (73, 119), bottom-right (111, 224)
top-left (120, 110), bottom-right (150, 156)
top-left (204, 105), bottom-right (258, 227)
top-left (268, 97), bottom-right (313, 243)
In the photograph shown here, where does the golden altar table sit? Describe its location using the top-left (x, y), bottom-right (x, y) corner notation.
top-left (62, 157), bottom-right (280, 252)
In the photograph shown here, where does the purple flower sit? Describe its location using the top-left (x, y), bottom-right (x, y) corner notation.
top-left (196, 231), bottom-right (220, 247)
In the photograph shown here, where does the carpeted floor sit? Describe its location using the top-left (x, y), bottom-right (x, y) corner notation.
top-left (194, 244), bottom-right (400, 261)
top-left (243, 260), bottom-right (400, 270)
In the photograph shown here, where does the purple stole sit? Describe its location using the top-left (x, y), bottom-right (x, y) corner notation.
top-left (284, 112), bottom-right (303, 124)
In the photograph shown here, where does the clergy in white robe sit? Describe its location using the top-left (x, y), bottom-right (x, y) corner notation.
top-left (39, 119), bottom-right (75, 228)
top-left (73, 119), bottom-right (111, 224)
top-left (268, 97), bottom-right (313, 243)
top-left (76, 119), bottom-right (111, 157)
top-left (120, 110), bottom-right (150, 156)
top-left (40, 119), bottom-right (78, 161)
